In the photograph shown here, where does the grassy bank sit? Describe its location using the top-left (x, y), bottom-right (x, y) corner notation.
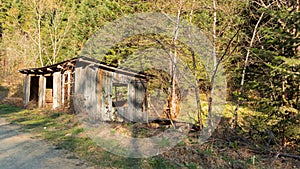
top-left (0, 104), bottom-right (299, 168)
top-left (0, 104), bottom-right (178, 168)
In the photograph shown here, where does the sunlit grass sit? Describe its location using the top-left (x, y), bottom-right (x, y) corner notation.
top-left (0, 104), bottom-right (180, 168)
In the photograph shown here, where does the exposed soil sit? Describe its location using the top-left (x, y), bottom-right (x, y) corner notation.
top-left (0, 118), bottom-right (95, 169)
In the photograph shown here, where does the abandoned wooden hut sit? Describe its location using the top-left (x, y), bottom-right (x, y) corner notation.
top-left (19, 56), bottom-right (148, 122)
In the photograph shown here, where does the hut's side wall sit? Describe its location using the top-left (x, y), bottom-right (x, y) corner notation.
top-left (73, 59), bottom-right (148, 123)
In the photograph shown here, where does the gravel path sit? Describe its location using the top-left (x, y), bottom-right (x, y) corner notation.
top-left (0, 118), bottom-right (95, 169)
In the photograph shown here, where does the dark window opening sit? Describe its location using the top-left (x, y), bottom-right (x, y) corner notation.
top-left (46, 76), bottom-right (53, 89)
top-left (112, 83), bottom-right (128, 107)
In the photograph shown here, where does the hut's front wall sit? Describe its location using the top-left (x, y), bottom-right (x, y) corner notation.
top-left (74, 62), bottom-right (147, 123)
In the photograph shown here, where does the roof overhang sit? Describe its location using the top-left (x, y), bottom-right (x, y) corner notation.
top-left (19, 56), bottom-right (152, 80)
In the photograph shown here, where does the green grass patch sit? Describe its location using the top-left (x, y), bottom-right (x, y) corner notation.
top-left (0, 104), bottom-right (180, 168)
top-left (0, 104), bottom-right (23, 115)
top-left (2, 103), bottom-right (292, 168)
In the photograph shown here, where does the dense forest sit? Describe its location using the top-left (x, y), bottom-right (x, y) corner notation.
top-left (0, 0), bottom-right (299, 168)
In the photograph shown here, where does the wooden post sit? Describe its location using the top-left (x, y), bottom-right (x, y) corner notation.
top-left (61, 73), bottom-right (65, 106)
top-left (128, 80), bottom-right (135, 121)
top-left (67, 71), bottom-right (71, 106)
top-left (38, 75), bottom-right (46, 108)
top-left (107, 72), bottom-right (112, 120)
top-left (53, 72), bottom-right (62, 109)
top-left (23, 74), bottom-right (31, 106)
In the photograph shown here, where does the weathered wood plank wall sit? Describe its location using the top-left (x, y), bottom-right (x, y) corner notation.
top-left (85, 65), bottom-right (98, 121)
top-left (71, 58), bottom-right (148, 122)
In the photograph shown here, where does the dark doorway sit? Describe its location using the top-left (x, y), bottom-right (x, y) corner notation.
top-left (45, 76), bottom-right (53, 104)
top-left (29, 76), bottom-right (39, 102)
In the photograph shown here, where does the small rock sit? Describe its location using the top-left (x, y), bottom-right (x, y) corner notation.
top-left (65, 133), bottom-right (72, 137)
top-left (75, 160), bottom-right (85, 166)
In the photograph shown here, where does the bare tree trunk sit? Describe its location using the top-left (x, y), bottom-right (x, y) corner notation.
top-left (53, 19), bottom-right (57, 64)
top-left (34, 0), bottom-right (44, 67)
top-left (207, 0), bottom-right (217, 131)
top-left (169, 1), bottom-right (182, 124)
top-left (49, 1), bottom-right (72, 64)
top-left (188, 0), bottom-right (203, 130)
top-left (212, 0), bottom-right (217, 67)
top-left (231, 12), bottom-right (264, 128)
top-left (163, 0), bottom-right (183, 127)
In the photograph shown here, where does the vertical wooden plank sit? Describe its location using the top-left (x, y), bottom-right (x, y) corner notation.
top-left (108, 72), bottom-right (113, 120)
top-left (61, 73), bottom-right (65, 106)
top-left (85, 65), bottom-right (98, 121)
top-left (73, 68), bottom-right (79, 111)
top-left (97, 69), bottom-right (103, 120)
top-left (137, 80), bottom-right (147, 121)
top-left (144, 80), bottom-right (148, 123)
top-left (74, 65), bottom-right (86, 114)
top-left (53, 72), bottom-right (62, 109)
top-left (38, 75), bottom-right (46, 108)
top-left (101, 71), bottom-right (111, 121)
top-left (67, 71), bottom-right (71, 104)
top-left (74, 66), bottom-right (84, 103)
top-left (74, 67), bottom-right (79, 95)
top-left (23, 74), bottom-right (30, 106)
top-left (128, 80), bottom-right (135, 121)
top-left (101, 71), bottom-right (107, 120)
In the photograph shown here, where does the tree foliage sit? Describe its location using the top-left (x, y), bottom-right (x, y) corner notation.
top-left (238, 0), bottom-right (300, 146)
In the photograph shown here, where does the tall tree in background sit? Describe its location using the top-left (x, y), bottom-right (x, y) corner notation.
top-left (45, 0), bottom-right (75, 64)
top-left (242, 0), bottom-right (300, 147)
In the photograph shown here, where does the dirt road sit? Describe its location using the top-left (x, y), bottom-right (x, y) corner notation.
top-left (0, 118), bottom-right (94, 169)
